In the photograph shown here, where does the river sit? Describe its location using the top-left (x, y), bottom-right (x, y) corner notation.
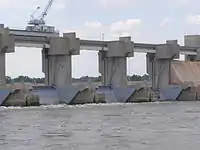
top-left (0, 101), bottom-right (200, 150)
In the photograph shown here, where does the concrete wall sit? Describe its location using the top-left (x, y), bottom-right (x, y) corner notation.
top-left (0, 52), bottom-right (5, 84)
top-left (98, 36), bottom-right (133, 87)
top-left (171, 60), bottom-right (200, 85)
top-left (184, 35), bottom-right (200, 47)
top-left (42, 49), bottom-right (49, 84)
top-left (146, 53), bottom-right (154, 81)
top-left (70, 88), bottom-right (94, 105)
top-left (99, 51), bottom-right (127, 86)
top-left (184, 35), bottom-right (200, 61)
top-left (150, 42), bottom-right (180, 89)
top-left (152, 59), bottom-right (171, 89)
top-left (127, 87), bottom-right (151, 103)
top-left (43, 34), bottom-right (80, 87)
top-left (3, 89), bottom-right (26, 106)
top-left (0, 27), bottom-right (15, 84)
top-left (177, 88), bottom-right (197, 101)
top-left (48, 55), bottom-right (72, 86)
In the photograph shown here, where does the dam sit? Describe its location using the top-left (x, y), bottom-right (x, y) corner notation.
top-left (1, 24), bottom-right (200, 106)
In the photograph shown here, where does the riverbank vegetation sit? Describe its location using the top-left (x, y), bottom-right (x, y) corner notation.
top-left (6, 74), bottom-right (149, 84)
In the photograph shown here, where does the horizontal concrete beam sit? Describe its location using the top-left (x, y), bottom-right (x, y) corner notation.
top-left (10, 29), bottom-right (59, 37)
top-left (15, 43), bottom-right (105, 51)
top-left (134, 48), bottom-right (197, 55)
top-left (14, 42), bottom-right (198, 55)
top-left (9, 29), bottom-right (199, 55)
top-left (15, 43), bottom-right (50, 48)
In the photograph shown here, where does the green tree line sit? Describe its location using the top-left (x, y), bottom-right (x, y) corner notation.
top-left (6, 74), bottom-right (149, 84)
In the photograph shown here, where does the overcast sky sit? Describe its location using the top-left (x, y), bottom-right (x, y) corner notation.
top-left (1, 0), bottom-right (200, 78)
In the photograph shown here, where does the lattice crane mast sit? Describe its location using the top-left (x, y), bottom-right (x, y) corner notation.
top-left (26, 0), bottom-right (57, 33)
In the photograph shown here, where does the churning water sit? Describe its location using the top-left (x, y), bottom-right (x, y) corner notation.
top-left (0, 102), bottom-right (200, 150)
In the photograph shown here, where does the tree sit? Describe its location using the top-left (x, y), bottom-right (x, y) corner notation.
top-left (129, 74), bottom-right (150, 81)
top-left (5, 74), bottom-right (150, 84)
top-left (6, 76), bottom-right (12, 84)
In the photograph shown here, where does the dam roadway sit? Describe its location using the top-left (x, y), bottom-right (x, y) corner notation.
top-left (10, 29), bottom-right (198, 55)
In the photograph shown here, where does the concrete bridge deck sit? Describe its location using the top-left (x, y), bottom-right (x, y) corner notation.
top-left (9, 29), bottom-right (198, 55)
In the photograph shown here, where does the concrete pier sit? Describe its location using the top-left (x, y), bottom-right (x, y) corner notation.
top-left (146, 53), bottom-right (154, 82)
top-left (99, 52), bottom-right (127, 86)
top-left (42, 48), bottom-right (49, 84)
top-left (0, 52), bottom-right (5, 84)
top-left (0, 25), bottom-right (15, 84)
top-left (48, 55), bottom-right (72, 86)
top-left (184, 35), bottom-right (200, 61)
top-left (98, 36), bottom-right (134, 87)
top-left (42, 32), bottom-right (80, 87)
top-left (149, 40), bottom-right (180, 89)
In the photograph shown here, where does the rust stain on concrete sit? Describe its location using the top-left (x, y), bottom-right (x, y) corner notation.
top-left (171, 60), bottom-right (200, 86)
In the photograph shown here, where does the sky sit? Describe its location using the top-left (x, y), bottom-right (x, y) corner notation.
top-left (1, 0), bottom-right (200, 78)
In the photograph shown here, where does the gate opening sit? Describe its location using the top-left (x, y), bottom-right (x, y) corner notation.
top-left (6, 47), bottom-right (44, 84)
top-left (72, 50), bottom-right (100, 83)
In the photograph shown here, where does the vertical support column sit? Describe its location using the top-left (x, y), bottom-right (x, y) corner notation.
top-left (48, 55), bottom-right (72, 86)
top-left (42, 48), bottom-right (49, 85)
top-left (146, 53), bottom-right (155, 82)
top-left (47, 33), bottom-right (80, 87)
top-left (0, 25), bottom-right (15, 85)
top-left (99, 52), bottom-right (127, 86)
top-left (152, 59), bottom-right (171, 89)
top-left (184, 35), bottom-right (200, 61)
top-left (99, 36), bottom-right (134, 87)
top-left (152, 40), bottom-right (180, 89)
top-left (0, 52), bottom-right (5, 84)
top-left (98, 51), bottom-right (106, 85)
top-left (196, 48), bottom-right (200, 61)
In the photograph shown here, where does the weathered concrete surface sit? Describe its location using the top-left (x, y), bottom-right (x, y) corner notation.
top-left (0, 52), bottom-right (6, 84)
top-left (58, 84), bottom-right (94, 105)
top-left (98, 36), bottom-right (133, 87)
top-left (171, 60), bottom-right (200, 86)
top-left (48, 55), bottom-right (72, 86)
top-left (177, 87), bottom-right (198, 101)
top-left (0, 88), bottom-right (11, 105)
top-left (3, 89), bottom-right (27, 106)
top-left (99, 52), bottom-right (127, 87)
top-left (69, 87), bottom-right (94, 105)
top-left (2, 88), bottom-right (39, 107)
top-left (4, 79), bottom-right (200, 106)
top-left (94, 92), bottom-right (106, 103)
top-left (29, 86), bottom-right (60, 105)
top-left (184, 35), bottom-right (200, 61)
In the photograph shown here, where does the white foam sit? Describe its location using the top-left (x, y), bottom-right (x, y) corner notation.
top-left (0, 101), bottom-right (170, 111)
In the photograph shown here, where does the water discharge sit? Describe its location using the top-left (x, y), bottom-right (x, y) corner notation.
top-left (0, 102), bottom-right (200, 150)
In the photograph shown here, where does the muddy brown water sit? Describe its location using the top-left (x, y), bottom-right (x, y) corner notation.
top-left (0, 101), bottom-right (200, 150)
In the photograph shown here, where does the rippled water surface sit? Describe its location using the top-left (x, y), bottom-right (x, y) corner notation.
top-left (1, 101), bottom-right (200, 150)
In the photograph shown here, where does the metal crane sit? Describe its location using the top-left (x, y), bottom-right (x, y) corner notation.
top-left (40, 0), bottom-right (54, 24)
top-left (30, 6), bottom-right (40, 20)
top-left (26, 0), bottom-right (57, 33)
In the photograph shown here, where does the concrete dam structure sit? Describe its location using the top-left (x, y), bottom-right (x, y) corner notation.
top-left (1, 24), bottom-right (200, 106)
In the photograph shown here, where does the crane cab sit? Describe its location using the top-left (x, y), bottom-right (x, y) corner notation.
top-left (26, 25), bottom-right (56, 33)
top-left (28, 19), bottom-right (45, 26)
top-left (25, 0), bottom-right (57, 33)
